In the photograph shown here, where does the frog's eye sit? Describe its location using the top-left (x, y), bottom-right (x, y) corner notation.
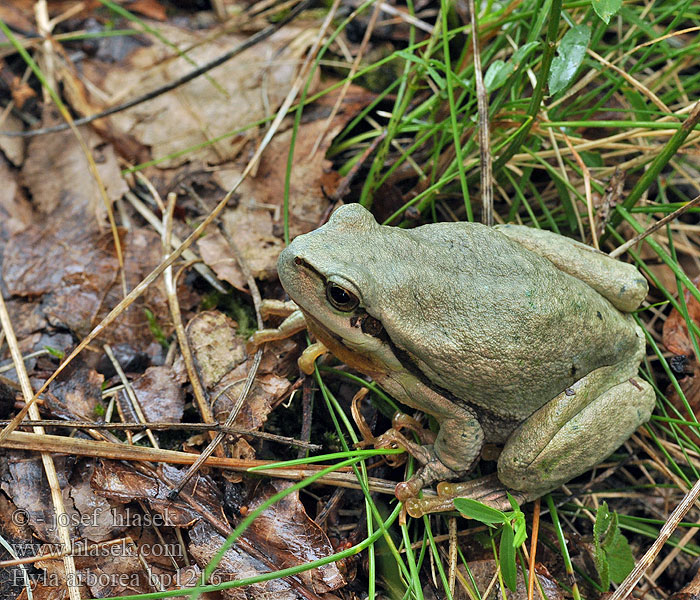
top-left (326, 283), bottom-right (359, 311)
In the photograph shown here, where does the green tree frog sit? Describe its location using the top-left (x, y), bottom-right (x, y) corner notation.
top-left (255, 204), bottom-right (655, 512)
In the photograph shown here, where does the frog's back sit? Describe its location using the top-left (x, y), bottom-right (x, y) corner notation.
top-left (372, 221), bottom-right (641, 421)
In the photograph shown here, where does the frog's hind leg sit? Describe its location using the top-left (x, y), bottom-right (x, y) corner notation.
top-left (497, 363), bottom-right (655, 497)
top-left (494, 224), bottom-right (648, 312)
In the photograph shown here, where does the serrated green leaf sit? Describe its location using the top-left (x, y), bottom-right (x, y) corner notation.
top-left (593, 502), bottom-right (615, 590)
top-left (484, 60), bottom-right (514, 92)
top-left (597, 550), bottom-right (611, 591)
top-left (606, 529), bottom-right (635, 584)
top-left (602, 512), bottom-right (619, 549)
top-left (592, 0), bottom-right (622, 24)
top-left (454, 498), bottom-right (507, 524)
top-left (594, 502), bottom-right (611, 540)
top-left (500, 523), bottom-right (517, 591)
top-left (549, 25), bottom-right (591, 95)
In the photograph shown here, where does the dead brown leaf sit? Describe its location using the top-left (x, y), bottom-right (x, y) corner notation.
top-left (91, 461), bottom-right (227, 527)
top-left (188, 520), bottom-right (301, 600)
top-left (662, 275), bottom-right (700, 427)
top-left (663, 274), bottom-right (700, 359)
top-left (186, 310), bottom-right (291, 432)
top-left (45, 362), bottom-right (104, 421)
top-left (215, 84), bottom-right (374, 241)
top-left (82, 23), bottom-right (314, 167)
top-left (188, 517), bottom-right (343, 600)
top-left (20, 117), bottom-right (127, 218)
top-left (0, 155), bottom-right (31, 243)
top-left (0, 111), bottom-right (25, 166)
top-left (1, 454), bottom-right (127, 547)
top-left (125, 0), bottom-right (168, 21)
top-left (241, 479), bottom-right (346, 594)
top-left (118, 365), bottom-right (184, 424)
top-left (662, 276), bottom-right (700, 414)
top-left (186, 311), bottom-right (247, 388)
top-left (1, 452), bottom-right (73, 543)
top-left (4, 214), bottom-right (170, 354)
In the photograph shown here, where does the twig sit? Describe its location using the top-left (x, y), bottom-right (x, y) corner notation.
top-left (0, 430), bottom-right (399, 494)
top-left (448, 517), bottom-right (458, 596)
top-left (468, 0), bottom-right (492, 226)
top-left (0, 0), bottom-right (314, 138)
top-left (162, 192), bottom-right (223, 457)
top-left (104, 344), bottom-right (160, 448)
top-left (527, 498), bottom-right (541, 600)
top-left (0, 419), bottom-right (320, 449)
top-left (608, 193), bottom-right (700, 258)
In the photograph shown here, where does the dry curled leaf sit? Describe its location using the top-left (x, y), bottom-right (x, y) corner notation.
top-left (118, 365), bottom-right (184, 424)
top-left (663, 274), bottom-right (700, 360)
top-left (662, 275), bottom-right (700, 423)
top-left (91, 461), bottom-right (228, 527)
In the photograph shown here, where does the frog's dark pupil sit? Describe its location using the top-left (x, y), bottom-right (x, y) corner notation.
top-left (332, 286), bottom-right (349, 303)
top-left (327, 283), bottom-right (357, 310)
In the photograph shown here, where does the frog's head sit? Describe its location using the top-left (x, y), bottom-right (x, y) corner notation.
top-left (277, 204), bottom-right (393, 362)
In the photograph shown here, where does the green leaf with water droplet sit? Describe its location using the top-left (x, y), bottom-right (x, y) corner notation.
top-left (592, 0), bottom-right (622, 24)
top-left (549, 24), bottom-right (591, 95)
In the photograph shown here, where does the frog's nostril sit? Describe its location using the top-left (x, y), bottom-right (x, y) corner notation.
top-left (294, 256), bottom-right (303, 266)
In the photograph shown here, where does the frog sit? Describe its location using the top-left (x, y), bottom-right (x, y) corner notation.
top-left (253, 203), bottom-right (656, 512)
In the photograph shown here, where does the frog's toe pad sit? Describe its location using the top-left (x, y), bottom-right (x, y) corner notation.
top-left (395, 461), bottom-right (465, 501)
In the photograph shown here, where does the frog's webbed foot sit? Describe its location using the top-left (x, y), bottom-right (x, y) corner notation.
top-left (374, 420), bottom-right (465, 502)
top-left (373, 412), bottom-right (436, 464)
top-left (395, 460), bottom-right (465, 502)
top-left (248, 304), bottom-right (331, 374)
top-left (374, 427), bottom-right (434, 465)
top-left (403, 475), bottom-right (532, 517)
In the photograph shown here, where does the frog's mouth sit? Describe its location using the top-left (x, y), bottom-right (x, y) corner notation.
top-left (301, 309), bottom-right (391, 378)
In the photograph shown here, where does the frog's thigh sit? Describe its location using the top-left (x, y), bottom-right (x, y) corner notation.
top-left (498, 374), bottom-right (655, 495)
top-left (495, 224), bottom-right (647, 312)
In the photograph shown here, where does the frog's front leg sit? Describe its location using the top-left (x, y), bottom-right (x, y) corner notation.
top-left (378, 372), bottom-right (485, 501)
top-left (248, 307), bottom-right (307, 349)
top-left (498, 348), bottom-right (655, 497)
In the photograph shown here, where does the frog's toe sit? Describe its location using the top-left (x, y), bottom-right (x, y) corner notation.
top-left (395, 460), bottom-right (465, 502)
top-left (375, 429), bottom-right (434, 464)
top-left (403, 475), bottom-right (531, 517)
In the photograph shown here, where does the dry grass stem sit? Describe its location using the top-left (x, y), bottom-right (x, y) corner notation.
top-left (610, 476), bottom-right (700, 600)
top-left (0, 288), bottom-right (81, 600)
top-left (609, 193), bottom-right (700, 258)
